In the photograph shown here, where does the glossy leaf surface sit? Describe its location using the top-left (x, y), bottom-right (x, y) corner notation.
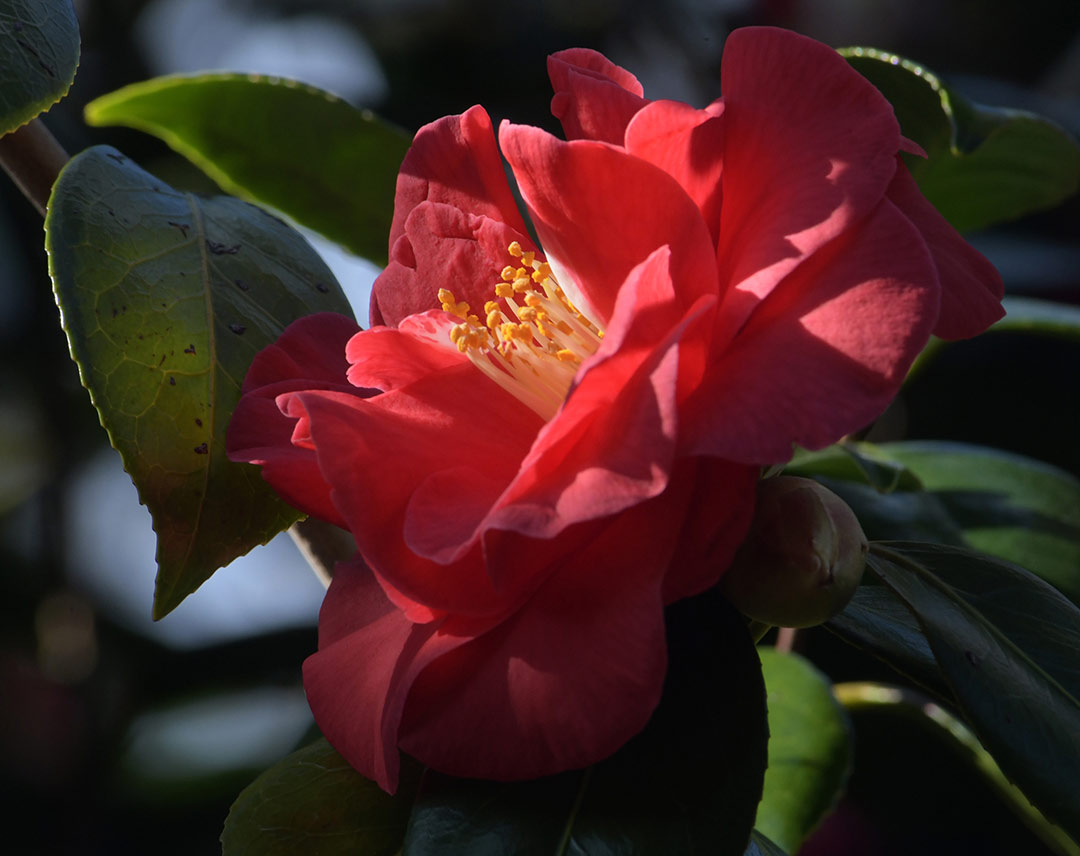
top-left (0, 0), bottom-right (79, 133)
top-left (866, 544), bottom-right (1080, 839)
top-left (882, 441), bottom-right (1080, 604)
top-left (843, 48), bottom-right (1080, 231)
top-left (222, 738), bottom-right (419, 856)
top-left (756, 649), bottom-right (852, 854)
top-left (85, 74), bottom-right (411, 263)
top-left (403, 591), bottom-right (768, 855)
top-left (46, 146), bottom-right (353, 617)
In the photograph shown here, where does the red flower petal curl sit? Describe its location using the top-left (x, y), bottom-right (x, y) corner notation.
top-left (548, 48), bottom-right (648, 144)
top-left (226, 312), bottom-right (365, 526)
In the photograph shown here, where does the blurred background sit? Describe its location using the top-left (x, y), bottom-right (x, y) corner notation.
top-left (2, 0), bottom-right (1078, 853)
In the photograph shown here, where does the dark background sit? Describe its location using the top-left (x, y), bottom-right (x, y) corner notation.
top-left (2, 0), bottom-right (1078, 853)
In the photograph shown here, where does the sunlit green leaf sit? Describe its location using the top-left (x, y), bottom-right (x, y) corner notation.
top-left (0, 0), bottom-right (79, 134)
top-left (756, 649), bottom-right (852, 854)
top-left (786, 442), bottom-right (922, 493)
top-left (880, 441), bottom-right (1080, 604)
top-left (843, 48), bottom-right (1080, 231)
top-left (85, 74), bottom-right (411, 263)
top-left (222, 738), bottom-right (419, 856)
top-left (867, 543), bottom-right (1080, 839)
top-left (403, 591), bottom-right (768, 855)
top-left (46, 146), bottom-right (354, 617)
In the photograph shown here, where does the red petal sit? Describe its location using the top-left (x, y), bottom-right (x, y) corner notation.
top-left (303, 561), bottom-right (477, 792)
top-left (373, 107), bottom-right (532, 325)
top-left (227, 313), bottom-right (365, 526)
top-left (661, 456), bottom-right (760, 604)
top-left (624, 99), bottom-right (726, 243)
top-left (483, 248), bottom-right (713, 566)
top-left (345, 310), bottom-right (467, 391)
top-left (499, 123), bottom-right (719, 326)
top-left (547, 48), bottom-right (648, 144)
top-left (286, 358), bottom-right (543, 614)
top-left (886, 161), bottom-right (1004, 339)
top-left (712, 27), bottom-right (902, 344)
top-left (397, 486), bottom-right (685, 781)
top-left (685, 198), bottom-right (940, 464)
top-left (372, 202), bottom-right (537, 328)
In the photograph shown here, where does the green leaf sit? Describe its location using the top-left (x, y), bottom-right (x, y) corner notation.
top-left (84, 74), bottom-right (411, 264)
top-left (403, 590), bottom-right (768, 855)
top-left (756, 649), bottom-right (852, 854)
top-left (744, 830), bottom-right (789, 856)
top-left (879, 441), bottom-right (1080, 604)
top-left (786, 442), bottom-right (922, 493)
top-left (836, 682), bottom-right (1080, 856)
top-left (842, 48), bottom-right (1080, 232)
top-left (910, 296), bottom-right (1080, 381)
top-left (867, 543), bottom-right (1080, 839)
top-left (827, 585), bottom-right (953, 701)
top-left (811, 477), bottom-right (968, 545)
top-left (0, 0), bottom-right (79, 134)
top-left (222, 738), bottom-right (420, 856)
top-left (46, 145), bottom-right (354, 618)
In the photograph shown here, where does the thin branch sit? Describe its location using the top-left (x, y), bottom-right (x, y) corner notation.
top-left (0, 119), bottom-right (68, 216)
top-left (288, 518), bottom-right (355, 586)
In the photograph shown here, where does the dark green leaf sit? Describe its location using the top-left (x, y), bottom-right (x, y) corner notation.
top-left (879, 441), bottom-right (1080, 604)
top-left (812, 477), bottom-right (968, 545)
top-left (222, 738), bottom-right (420, 856)
top-left (46, 146), bottom-right (354, 617)
top-left (868, 543), bottom-right (1080, 839)
top-left (786, 442), bottom-right (922, 493)
top-left (84, 74), bottom-right (411, 263)
top-left (910, 296), bottom-right (1080, 381)
top-left (836, 682), bottom-right (1080, 856)
top-left (842, 48), bottom-right (1080, 231)
top-left (827, 586), bottom-right (952, 701)
top-left (403, 590), bottom-right (768, 855)
top-left (0, 0), bottom-right (79, 134)
top-left (744, 830), bottom-right (789, 856)
top-left (756, 649), bottom-right (852, 854)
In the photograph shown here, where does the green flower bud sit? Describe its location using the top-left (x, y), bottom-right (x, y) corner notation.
top-left (721, 476), bottom-right (868, 628)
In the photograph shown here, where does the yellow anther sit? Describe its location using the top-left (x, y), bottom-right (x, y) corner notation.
top-left (533, 262), bottom-right (552, 282)
top-left (521, 251), bottom-right (535, 266)
top-left (513, 277), bottom-right (531, 293)
top-left (438, 288), bottom-right (456, 304)
top-left (555, 319), bottom-right (572, 334)
top-left (486, 309), bottom-right (501, 329)
top-left (465, 314), bottom-right (481, 327)
top-left (495, 283), bottom-right (514, 298)
top-left (508, 241), bottom-right (523, 258)
top-left (524, 293), bottom-right (543, 308)
top-left (557, 349), bottom-right (579, 363)
top-left (537, 321), bottom-right (555, 340)
top-left (501, 265), bottom-right (517, 282)
top-left (517, 306), bottom-right (538, 323)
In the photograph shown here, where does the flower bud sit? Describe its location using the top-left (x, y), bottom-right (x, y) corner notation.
top-left (721, 476), bottom-right (867, 628)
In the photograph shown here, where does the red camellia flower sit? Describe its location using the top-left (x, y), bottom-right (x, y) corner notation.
top-left (228, 27), bottom-right (1002, 792)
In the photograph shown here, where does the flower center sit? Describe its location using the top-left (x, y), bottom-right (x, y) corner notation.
top-left (438, 242), bottom-right (604, 420)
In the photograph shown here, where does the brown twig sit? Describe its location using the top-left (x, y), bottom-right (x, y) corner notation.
top-left (0, 118), bottom-right (68, 216)
top-left (288, 518), bottom-right (355, 585)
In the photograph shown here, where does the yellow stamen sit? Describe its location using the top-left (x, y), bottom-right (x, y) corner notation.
top-left (435, 243), bottom-right (605, 420)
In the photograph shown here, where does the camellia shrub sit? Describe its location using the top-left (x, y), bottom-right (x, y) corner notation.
top-left (2, 3), bottom-right (1078, 854)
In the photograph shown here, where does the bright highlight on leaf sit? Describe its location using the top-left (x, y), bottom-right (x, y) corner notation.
top-left (45, 146), bottom-right (354, 617)
top-left (0, 0), bottom-right (80, 134)
top-left (83, 73), bottom-right (411, 264)
top-left (843, 47), bottom-right (1080, 232)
